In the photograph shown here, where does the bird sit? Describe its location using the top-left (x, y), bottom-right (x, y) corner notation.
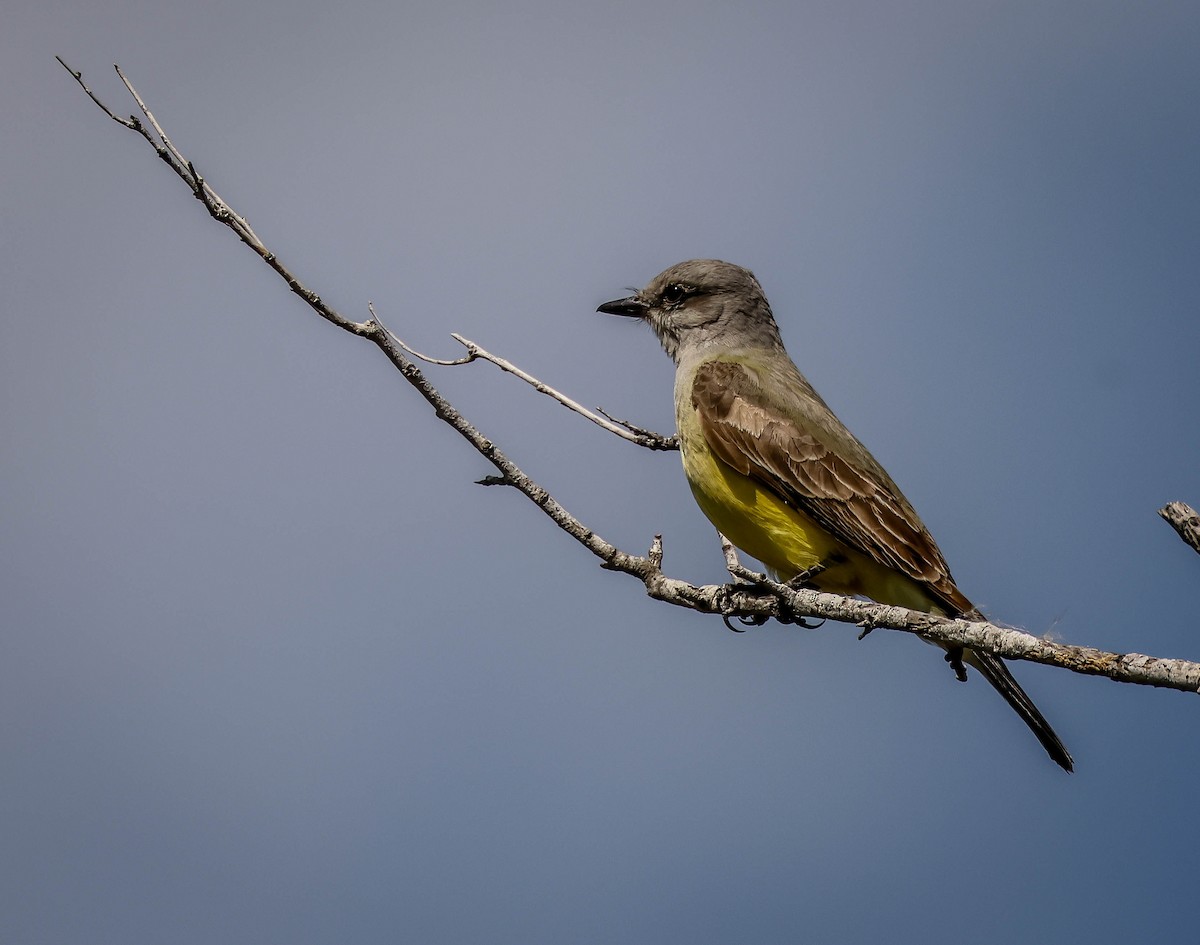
top-left (597, 259), bottom-right (1072, 772)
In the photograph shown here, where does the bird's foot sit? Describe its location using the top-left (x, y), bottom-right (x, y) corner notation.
top-left (945, 647), bottom-right (969, 682)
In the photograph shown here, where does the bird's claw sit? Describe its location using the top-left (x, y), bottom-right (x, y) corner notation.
top-left (723, 613), bottom-right (769, 633)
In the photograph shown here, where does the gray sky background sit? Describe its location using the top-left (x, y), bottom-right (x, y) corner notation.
top-left (5, 1), bottom-right (1200, 942)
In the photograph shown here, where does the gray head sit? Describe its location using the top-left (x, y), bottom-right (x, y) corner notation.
top-left (597, 259), bottom-right (785, 363)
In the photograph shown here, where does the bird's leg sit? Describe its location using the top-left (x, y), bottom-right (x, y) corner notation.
top-left (781, 554), bottom-right (836, 627)
top-left (944, 647), bottom-right (969, 682)
top-left (786, 561), bottom-right (828, 590)
top-left (777, 558), bottom-right (836, 629)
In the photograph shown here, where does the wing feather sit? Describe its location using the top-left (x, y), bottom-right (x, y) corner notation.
top-left (691, 359), bottom-right (971, 613)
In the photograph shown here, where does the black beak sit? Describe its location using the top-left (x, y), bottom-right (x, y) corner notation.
top-left (596, 295), bottom-right (649, 318)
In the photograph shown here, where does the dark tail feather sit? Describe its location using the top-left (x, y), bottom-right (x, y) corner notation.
top-left (967, 649), bottom-right (1074, 773)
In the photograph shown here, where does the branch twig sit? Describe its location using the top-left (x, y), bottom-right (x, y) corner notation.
top-left (368, 302), bottom-right (676, 450)
top-left (59, 57), bottom-right (1200, 697)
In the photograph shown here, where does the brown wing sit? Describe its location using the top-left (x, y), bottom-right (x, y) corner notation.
top-left (692, 359), bottom-right (972, 614)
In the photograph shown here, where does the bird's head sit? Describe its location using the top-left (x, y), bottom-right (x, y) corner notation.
top-left (597, 259), bottom-right (783, 362)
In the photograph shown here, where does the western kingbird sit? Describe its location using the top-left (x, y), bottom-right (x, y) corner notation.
top-left (598, 259), bottom-right (1072, 772)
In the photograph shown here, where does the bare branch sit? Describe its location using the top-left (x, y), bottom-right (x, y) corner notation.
top-left (447, 332), bottom-right (677, 450)
top-left (60, 59), bottom-right (1200, 698)
top-left (596, 408), bottom-right (677, 446)
top-left (1159, 501), bottom-right (1200, 557)
top-left (57, 58), bottom-right (137, 129)
top-left (368, 303), bottom-right (476, 366)
top-left (114, 64), bottom-right (192, 181)
top-left (366, 300), bottom-right (675, 449)
top-left (638, 566), bottom-right (1200, 693)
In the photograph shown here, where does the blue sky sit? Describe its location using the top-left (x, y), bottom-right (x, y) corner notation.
top-left (5, 2), bottom-right (1200, 942)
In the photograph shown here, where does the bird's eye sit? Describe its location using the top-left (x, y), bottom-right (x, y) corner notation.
top-left (662, 283), bottom-right (688, 305)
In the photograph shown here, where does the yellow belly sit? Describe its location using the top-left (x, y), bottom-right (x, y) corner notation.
top-left (677, 407), bottom-right (940, 613)
top-left (681, 431), bottom-right (835, 579)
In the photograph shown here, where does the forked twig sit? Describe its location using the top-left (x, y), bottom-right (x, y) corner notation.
top-left (367, 303), bottom-right (676, 450)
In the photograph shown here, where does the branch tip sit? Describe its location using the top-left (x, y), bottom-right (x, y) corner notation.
top-left (1159, 501), bottom-right (1200, 557)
